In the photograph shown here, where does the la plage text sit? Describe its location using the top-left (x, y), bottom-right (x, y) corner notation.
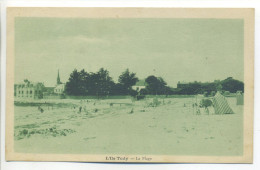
top-left (105, 156), bottom-right (152, 161)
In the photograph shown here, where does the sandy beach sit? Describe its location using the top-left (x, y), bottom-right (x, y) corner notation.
top-left (14, 97), bottom-right (243, 156)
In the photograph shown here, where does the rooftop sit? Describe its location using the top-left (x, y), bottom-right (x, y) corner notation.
top-left (134, 80), bottom-right (147, 86)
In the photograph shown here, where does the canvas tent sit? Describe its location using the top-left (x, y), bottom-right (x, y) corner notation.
top-left (212, 91), bottom-right (234, 114)
top-left (236, 91), bottom-right (244, 105)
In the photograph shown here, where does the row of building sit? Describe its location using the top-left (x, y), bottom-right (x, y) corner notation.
top-left (14, 70), bottom-right (65, 99)
top-left (14, 70), bottom-right (149, 100)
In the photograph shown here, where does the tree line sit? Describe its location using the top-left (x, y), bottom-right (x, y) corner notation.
top-left (65, 68), bottom-right (140, 97)
top-left (65, 68), bottom-right (244, 97)
top-left (175, 77), bottom-right (244, 95)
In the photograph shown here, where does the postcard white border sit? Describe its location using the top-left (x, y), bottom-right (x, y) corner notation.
top-left (5, 7), bottom-right (254, 163)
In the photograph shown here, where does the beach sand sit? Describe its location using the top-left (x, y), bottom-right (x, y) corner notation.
top-left (14, 97), bottom-right (243, 156)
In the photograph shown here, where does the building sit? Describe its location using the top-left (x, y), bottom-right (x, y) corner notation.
top-left (42, 87), bottom-right (55, 98)
top-left (54, 70), bottom-right (65, 94)
top-left (56, 69), bottom-right (62, 85)
top-left (54, 84), bottom-right (65, 94)
top-left (132, 80), bottom-right (147, 92)
top-left (15, 79), bottom-right (44, 99)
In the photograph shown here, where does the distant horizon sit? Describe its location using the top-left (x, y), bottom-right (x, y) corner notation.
top-left (15, 18), bottom-right (244, 87)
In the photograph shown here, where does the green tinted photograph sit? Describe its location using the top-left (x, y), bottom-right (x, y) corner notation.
top-left (13, 17), bottom-right (245, 158)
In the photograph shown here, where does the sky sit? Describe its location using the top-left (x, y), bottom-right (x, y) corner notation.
top-left (15, 18), bottom-right (244, 87)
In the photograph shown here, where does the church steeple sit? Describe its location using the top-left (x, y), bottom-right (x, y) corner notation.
top-left (57, 70), bottom-right (61, 85)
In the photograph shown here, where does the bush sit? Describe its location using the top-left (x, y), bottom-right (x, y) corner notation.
top-left (203, 92), bottom-right (209, 97)
top-left (200, 99), bottom-right (212, 108)
top-left (139, 88), bottom-right (148, 95)
top-left (129, 89), bottom-right (138, 97)
top-left (136, 95), bottom-right (145, 100)
top-left (210, 91), bottom-right (216, 96)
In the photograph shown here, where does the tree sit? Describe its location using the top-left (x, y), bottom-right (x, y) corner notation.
top-left (139, 88), bottom-right (148, 95)
top-left (110, 83), bottom-right (126, 95)
top-left (65, 68), bottom-right (116, 97)
top-left (91, 68), bottom-right (114, 97)
top-left (220, 77), bottom-right (244, 93)
top-left (118, 69), bottom-right (139, 95)
top-left (79, 69), bottom-right (90, 95)
top-left (216, 84), bottom-right (223, 92)
top-left (145, 75), bottom-right (168, 95)
top-left (175, 77), bottom-right (244, 95)
top-left (65, 69), bottom-right (85, 96)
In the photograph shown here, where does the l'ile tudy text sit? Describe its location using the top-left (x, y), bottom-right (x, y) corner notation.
top-left (105, 156), bottom-right (152, 161)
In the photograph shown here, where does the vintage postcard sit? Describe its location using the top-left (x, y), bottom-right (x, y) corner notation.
top-left (6, 8), bottom-right (254, 163)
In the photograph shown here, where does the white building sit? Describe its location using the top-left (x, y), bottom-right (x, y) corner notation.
top-left (54, 70), bottom-right (65, 94)
top-left (15, 80), bottom-right (44, 99)
top-left (132, 80), bottom-right (146, 92)
top-left (54, 84), bottom-right (65, 94)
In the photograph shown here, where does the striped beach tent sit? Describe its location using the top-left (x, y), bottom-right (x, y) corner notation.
top-left (212, 91), bottom-right (234, 114)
